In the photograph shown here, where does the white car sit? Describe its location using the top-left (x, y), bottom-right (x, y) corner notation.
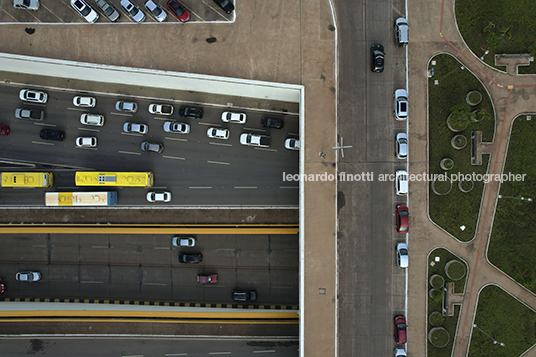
top-left (396, 170), bottom-right (408, 195)
top-left (120, 0), bottom-right (146, 23)
top-left (76, 137), bottom-right (97, 148)
top-left (221, 111), bottom-right (246, 124)
top-left (163, 121), bottom-right (190, 134)
top-left (394, 347), bottom-right (407, 357)
top-left (13, 0), bottom-right (40, 10)
top-left (148, 103), bottom-right (173, 115)
top-left (19, 89), bottom-right (47, 103)
top-left (207, 127), bottom-right (230, 140)
top-left (172, 236), bottom-right (196, 247)
top-left (396, 243), bottom-right (409, 268)
top-left (123, 122), bottom-right (148, 134)
top-left (80, 113), bottom-right (104, 126)
top-left (240, 133), bottom-right (271, 148)
top-left (16, 271), bottom-right (41, 282)
top-left (70, 0), bottom-right (99, 23)
top-left (145, 0), bottom-right (167, 22)
top-left (285, 138), bottom-right (300, 151)
top-left (394, 89), bottom-right (408, 120)
top-left (73, 96), bottom-right (96, 107)
top-left (146, 191), bottom-right (172, 203)
top-left (116, 100), bottom-right (138, 113)
top-left (395, 133), bottom-right (408, 159)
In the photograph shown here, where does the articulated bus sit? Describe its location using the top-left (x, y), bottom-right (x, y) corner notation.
top-left (45, 191), bottom-right (118, 206)
top-left (75, 172), bottom-right (153, 187)
top-left (1, 172), bottom-right (53, 188)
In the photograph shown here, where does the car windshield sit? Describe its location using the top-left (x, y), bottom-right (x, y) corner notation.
top-left (399, 210), bottom-right (408, 217)
top-left (152, 7), bottom-right (162, 15)
top-left (130, 7), bottom-right (139, 15)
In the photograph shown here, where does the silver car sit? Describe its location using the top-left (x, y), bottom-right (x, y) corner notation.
top-left (95, 0), bottom-right (120, 22)
top-left (145, 0), bottom-right (167, 22)
top-left (76, 137), bottom-right (97, 148)
top-left (13, 0), bottom-right (39, 10)
top-left (120, 0), bottom-right (146, 23)
top-left (395, 133), bottom-right (408, 159)
top-left (80, 113), bottom-right (104, 126)
top-left (207, 127), bottom-right (230, 140)
top-left (16, 271), bottom-right (41, 282)
top-left (394, 89), bottom-right (408, 120)
top-left (123, 122), bottom-right (148, 134)
top-left (172, 236), bottom-right (196, 247)
top-left (116, 100), bottom-right (138, 113)
top-left (70, 0), bottom-right (99, 23)
top-left (221, 111), bottom-right (246, 124)
top-left (163, 121), bottom-right (190, 134)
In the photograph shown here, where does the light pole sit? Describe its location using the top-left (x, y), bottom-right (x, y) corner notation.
top-left (319, 137), bottom-right (352, 159)
top-left (473, 324), bottom-right (505, 347)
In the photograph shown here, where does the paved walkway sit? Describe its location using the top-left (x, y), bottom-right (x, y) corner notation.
top-left (408, 0), bottom-right (536, 356)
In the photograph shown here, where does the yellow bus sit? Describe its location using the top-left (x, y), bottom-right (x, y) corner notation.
top-left (45, 192), bottom-right (118, 206)
top-left (75, 172), bottom-right (153, 187)
top-left (1, 172), bottom-right (53, 188)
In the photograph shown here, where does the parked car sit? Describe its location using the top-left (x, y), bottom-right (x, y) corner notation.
top-left (40, 129), bottom-right (65, 141)
top-left (19, 89), bottom-right (47, 103)
top-left (395, 170), bottom-right (408, 195)
top-left (95, 0), bottom-right (120, 22)
top-left (396, 133), bottom-right (408, 159)
top-left (120, 0), bottom-right (145, 22)
top-left (395, 18), bottom-right (409, 46)
top-left (0, 125), bottom-right (10, 136)
top-left (146, 191), bottom-right (172, 202)
top-left (261, 117), bottom-right (284, 129)
top-left (394, 89), bottom-right (408, 120)
top-left (172, 236), bottom-right (196, 247)
top-left (167, 0), bottom-right (190, 22)
top-left (178, 254), bottom-right (203, 264)
top-left (123, 122), bottom-right (148, 134)
top-left (232, 290), bottom-right (256, 302)
top-left (76, 137), bottom-right (97, 148)
top-left (221, 111), bottom-right (246, 124)
top-left (15, 108), bottom-right (44, 121)
top-left (371, 43), bottom-right (384, 73)
top-left (141, 141), bottom-right (164, 153)
top-left (394, 347), bottom-right (407, 357)
top-left (148, 103), bottom-right (173, 115)
top-left (213, 0), bottom-right (234, 14)
top-left (240, 133), bottom-right (271, 148)
top-left (394, 315), bottom-right (407, 344)
top-left (73, 96), bottom-right (96, 107)
top-left (70, 0), bottom-right (99, 23)
top-left (207, 127), bottom-right (230, 140)
top-left (13, 0), bottom-right (40, 10)
top-left (396, 243), bottom-right (409, 268)
top-left (197, 273), bottom-right (217, 284)
top-left (145, 0), bottom-right (167, 22)
top-left (179, 106), bottom-right (203, 118)
top-left (16, 271), bottom-right (41, 282)
top-left (163, 121), bottom-right (190, 134)
top-left (116, 100), bottom-right (138, 113)
top-left (285, 138), bottom-right (300, 151)
top-left (396, 204), bottom-right (409, 233)
top-left (80, 113), bottom-right (104, 126)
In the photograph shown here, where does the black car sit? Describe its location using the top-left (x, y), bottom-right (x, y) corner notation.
top-left (261, 117), bottom-right (284, 129)
top-left (39, 129), bottom-right (65, 141)
top-left (232, 290), bottom-right (257, 302)
top-left (371, 43), bottom-right (385, 73)
top-left (213, 0), bottom-right (234, 14)
top-left (179, 106), bottom-right (203, 119)
top-left (178, 254), bottom-right (203, 264)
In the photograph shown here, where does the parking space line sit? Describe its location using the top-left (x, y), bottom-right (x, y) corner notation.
top-left (77, 127), bottom-right (100, 132)
top-left (152, 117), bottom-right (169, 121)
top-left (92, 245), bottom-right (109, 249)
top-left (209, 142), bottom-right (232, 147)
top-left (163, 155), bottom-right (186, 160)
top-left (234, 186), bottom-right (258, 189)
top-left (287, 133), bottom-right (300, 136)
top-left (118, 151), bottom-right (141, 155)
top-left (165, 354), bottom-right (187, 356)
top-left (31, 141), bottom-right (54, 146)
top-left (153, 247), bottom-right (169, 250)
top-left (165, 137), bottom-right (188, 142)
top-left (207, 161), bottom-right (230, 165)
top-left (255, 148), bottom-right (277, 152)
top-left (209, 352), bottom-right (231, 355)
top-left (189, 186), bottom-right (212, 189)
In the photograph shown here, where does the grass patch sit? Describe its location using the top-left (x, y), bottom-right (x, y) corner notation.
top-left (468, 285), bottom-right (536, 357)
top-left (488, 116), bottom-right (536, 292)
top-left (427, 248), bottom-right (468, 357)
top-left (455, 0), bottom-right (536, 74)
top-left (428, 54), bottom-right (495, 241)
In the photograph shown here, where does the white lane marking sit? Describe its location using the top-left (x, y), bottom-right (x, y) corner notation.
top-left (255, 148), bottom-right (277, 152)
top-left (121, 132), bottom-right (143, 137)
top-left (123, 355), bottom-right (144, 357)
top-left (163, 155), bottom-right (186, 160)
top-left (165, 137), bottom-right (188, 142)
top-left (92, 246), bottom-right (109, 249)
top-left (110, 112), bottom-right (133, 116)
top-left (280, 186), bottom-right (299, 189)
top-left (143, 283), bottom-right (167, 286)
top-left (209, 353), bottom-right (231, 356)
top-left (234, 186), bottom-right (257, 189)
top-left (244, 127), bottom-right (266, 132)
top-left (67, 107), bottom-right (87, 111)
top-left (207, 161), bottom-right (230, 166)
top-left (209, 142), bottom-right (232, 147)
top-left (77, 127), bottom-right (100, 132)
top-left (253, 351), bottom-right (276, 354)
top-left (80, 281), bottom-right (104, 284)
top-left (32, 141), bottom-right (54, 146)
top-left (75, 147), bottom-right (98, 151)
top-left (189, 187), bottom-right (212, 189)
top-left (197, 121), bottom-right (213, 126)
top-left (165, 354), bottom-right (187, 356)
top-left (34, 123), bottom-right (57, 127)
top-left (287, 133), bottom-right (300, 136)
top-left (119, 151), bottom-right (141, 155)
top-left (153, 247), bottom-right (170, 250)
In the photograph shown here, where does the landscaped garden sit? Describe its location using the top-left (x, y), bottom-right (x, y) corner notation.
top-left (428, 53), bottom-right (495, 242)
top-left (456, 0), bottom-right (536, 73)
top-left (427, 248), bottom-right (468, 357)
top-left (488, 116), bottom-right (536, 292)
top-left (468, 285), bottom-right (536, 357)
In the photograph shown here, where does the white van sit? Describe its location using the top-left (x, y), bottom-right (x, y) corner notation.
top-left (395, 18), bottom-right (409, 46)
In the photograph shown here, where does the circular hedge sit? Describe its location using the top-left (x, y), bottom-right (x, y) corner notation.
top-left (451, 135), bottom-right (467, 150)
top-left (466, 91), bottom-right (482, 106)
top-left (447, 112), bottom-right (469, 132)
top-left (432, 178), bottom-right (452, 195)
top-left (429, 288), bottom-right (443, 301)
top-left (429, 312), bottom-right (445, 327)
top-left (429, 327), bottom-right (450, 348)
top-left (440, 158), bottom-right (454, 170)
top-left (430, 274), bottom-right (445, 288)
top-left (458, 179), bottom-right (474, 193)
top-left (445, 260), bottom-right (466, 280)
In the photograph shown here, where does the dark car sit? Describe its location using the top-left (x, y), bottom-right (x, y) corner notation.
top-left (167, 0), bottom-right (190, 22)
top-left (0, 125), bottom-right (10, 136)
top-left (396, 204), bottom-right (409, 233)
top-left (213, 0), bottom-right (234, 14)
top-left (15, 108), bottom-right (44, 121)
top-left (141, 141), bottom-right (164, 153)
top-left (178, 254), bottom-right (203, 264)
top-left (39, 129), bottom-right (65, 141)
top-left (371, 43), bottom-right (385, 73)
top-left (232, 290), bottom-right (257, 302)
top-left (179, 106), bottom-right (203, 119)
top-left (261, 117), bottom-right (284, 129)
top-left (394, 315), bottom-right (407, 344)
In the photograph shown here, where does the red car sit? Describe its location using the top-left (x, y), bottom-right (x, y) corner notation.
top-left (394, 315), bottom-right (407, 344)
top-left (197, 274), bottom-right (217, 284)
top-left (396, 204), bottom-right (409, 233)
top-left (167, 0), bottom-right (190, 22)
top-left (0, 125), bottom-right (9, 136)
